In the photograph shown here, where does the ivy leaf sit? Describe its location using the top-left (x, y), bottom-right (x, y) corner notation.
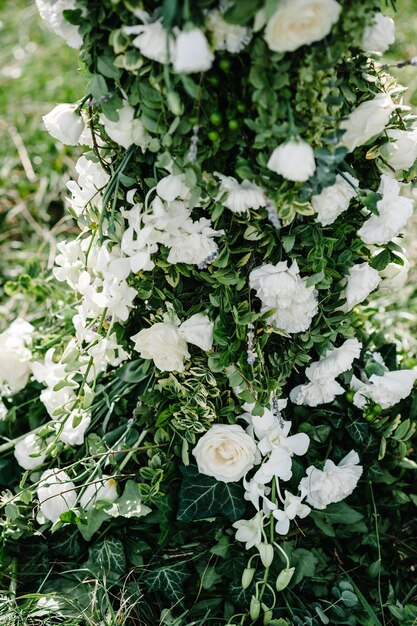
top-left (78, 508), bottom-right (110, 542)
top-left (144, 562), bottom-right (190, 605)
top-left (291, 548), bottom-right (318, 584)
top-left (177, 465), bottom-right (246, 522)
top-left (310, 502), bottom-right (364, 537)
top-left (346, 419), bottom-right (370, 446)
top-left (86, 537), bottom-right (126, 582)
top-left (105, 480), bottom-right (152, 519)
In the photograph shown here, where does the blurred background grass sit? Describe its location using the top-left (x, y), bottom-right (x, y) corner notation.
top-left (1, 0), bottom-right (417, 342)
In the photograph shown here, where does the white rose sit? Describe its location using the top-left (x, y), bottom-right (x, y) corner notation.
top-left (80, 477), bottom-right (118, 512)
top-left (100, 102), bottom-right (150, 150)
top-left (206, 10), bottom-right (252, 54)
top-left (167, 233), bottom-right (218, 265)
top-left (58, 410), bottom-right (91, 446)
top-left (131, 322), bottom-right (190, 372)
top-left (379, 252), bottom-right (410, 291)
top-left (173, 29), bottom-right (214, 74)
top-left (343, 262), bottom-right (381, 311)
top-left (156, 174), bottom-right (190, 202)
top-left (43, 103), bottom-right (84, 146)
top-left (14, 433), bottom-right (47, 471)
top-left (380, 127), bottom-right (417, 172)
top-left (193, 424), bottom-right (258, 483)
top-left (300, 450), bottom-right (363, 509)
top-left (358, 175), bottom-right (413, 245)
top-left (0, 319), bottom-right (33, 396)
top-left (124, 20), bottom-right (173, 63)
top-left (264, 0), bottom-right (341, 53)
top-left (37, 469), bottom-right (77, 523)
top-left (361, 13), bottom-right (395, 54)
top-left (267, 139), bottom-right (316, 182)
top-left (215, 173), bottom-right (266, 214)
top-left (352, 369), bottom-right (417, 409)
top-left (179, 313), bottom-right (213, 351)
top-left (340, 93), bottom-right (396, 152)
top-left (35, 0), bottom-right (82, 49)
top-left (312, 173), bottom-right (358, 226)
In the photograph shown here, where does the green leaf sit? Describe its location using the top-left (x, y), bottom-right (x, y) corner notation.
top-left (177, 465), bottom-right (246, 522)
top-left (370, 248), bottom-right (391, 271)
top-left (86, 537), bottom-right (126, 581)
top-left (105, 480), bottom-right (151, 519)
top-left (224, 0), bottom-right (263, 25)
top-left (291, 548), bottom-right (318, 584)
top-left (88, 74), bottom-right (108, 100)
top-left (97, 56), bottom-right (121, 80)
top-left (78, 508), bottom-right (110, 541)
top-left (144, 562), bottom-right (190, 605)
top-left (346, 419), bottom-right (370, 446)
top-left (115, 359), bottom-right (151, 383)
top-left (310, 502), bottom-right (364, 537)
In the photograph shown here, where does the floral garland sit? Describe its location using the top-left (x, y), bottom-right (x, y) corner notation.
top-left (1, 0), bottom-right (417, 623)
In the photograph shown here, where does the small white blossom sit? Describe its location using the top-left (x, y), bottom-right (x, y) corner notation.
top-left (80, 477), bottom-right (118, 512)
top-left (43, 103), bottom-right (84, 145)
top-left (342, 262), bottom-right (381, 311)
top-left (215, 173), bottom-right (266, 214)
top-left (37, 469), bottom-right (77, 524)
top-left (173, 29), bottom-right (214, 74)
top-left (0, 319), bottom-right (33, 397)
top-left (100, 101), bottom-right (150, 151)
top-left (14, 434), bottom-right (47, 471)
top-left (340, 93), bottom-right (396, 152)
top-left (311, 173), bottom-right (358, 226)
top-left (233, 511), bottom-right (264, 549)
top-left (361, 13), bottom-right (395, 54)
top-left (351, 369), bottom-right (417, 409)
top-left (125, 20), bottom-right (173, 63)
top-left (267, 138), bottom-right (316, 182)
top-left (273, 491), bottom-right (311, 535)
top-left (206, 10), bottom-right (252, 53)
top-left (35, 0), bottom-right (82, 48)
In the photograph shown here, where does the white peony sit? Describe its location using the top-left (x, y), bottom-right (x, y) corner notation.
top-left (206, 10), bottom-right (252, 53)
top-left (340, 93), bottom-right (396, 152)
top-left (311, 173), bottom-right (358, 226)
top-left (178, 313), bottom-right (214, 351)
top-left (357, 175), bottom-right (414, 245)
top-left (43, 103), bottom-right (84, 145)
top-left (351, 369), bottom-right (417, 409)
top-left (249, 261), bottom-right (318, 333)
top-left (37, 469), bottom-right (77, 523)
top-left (342, 262), bottom-right (381, 311)
top-left (267, 138), bottom-right (316, 182)
top-left (264, 0), bottom-right (341, 52)
top-left (173, 29), bottom-right (214, 74)
top-left (35, 0), bottom-right (82, 49)
top-left (233, 511), bottom-right (264, 549)
top-left (131, 322), bottom-right (190, 372)
top-left (300, 450), bottom-right (363, 510)
top-left (80, 477), bottom-right (118, 512)
top-left (380, 127), bottom-right (417, 172)
top-left (193, 424), bottom-right (258, 483)
top-left (361, 13), bottom-right (395, 54)
top-left (14, 434), bottom-right (47, 471)
top-left (58, 410), bottom-right (91, 446)
top-left (100, 102), bottom-right (150, 150)
top-left (215, 173), bottom-right (266, 214)
top-left (125, 20), bottom-right (173, 63)
top-left (0, 319), bottom-right (34, 397)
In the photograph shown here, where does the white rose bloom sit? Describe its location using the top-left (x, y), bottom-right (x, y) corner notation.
top-left (35, 0), bottom-right (82, 49)
top-left (361, 13), bottom-right (395, 54)
top-left (290, 338), bottom-right (361, 406)
top-left (264, 0), bottom-right (341, 52)
top-left (43, 103), bottom-right (84, 145)
top-left (340, 93), bottom-right (396, 152)
top-left (351, 369), bottom-right (417, 409)
top-left (100, 102), bottom-right (150, 150)
top-left (312, 173), bottom-right (358, 226)
top-left (233, 511), bottom-right (264, 549)
top-left (58, 410), bottom-right (91, 446)
top-left (379, 252), bottom-right (410, 291)
top-left (267, 138), bottom-right (316, 182)
top-left (131, 322), bottom-right (190, 372)
top-left (273, 491), bottom-right (311, 535)
top-left (300, 450), bottom-right (363, 510)
top-left (0, 319), bottom-right (34, 397)
top-left (249, 261), bottom-right (318, 333)
top-left (156, 174), bottom-right (190, 202)
top-left (343, 262), bottom-right (381, 311)
top-left (173, 29), bottom-right (214, 74)
top-left (167, 233), bottom-right (218, 265)
top-left (358, 175), bottom-right (414, 245)
top-left (215, 173), bottom-right (266, 214)
top-left (80, 477), bottom-right (118, 512)
top-left (193, 424), bottom-right (258, 483)
top-left (206, 10), bottom-right (252, 53)
top-left (380, 127), bottom-right (417, 172)
top-left (14, 434), bottom-right (47, 471)
top-left (124, 20), bottom-right (173, 63)
top-left (37, 469), bottom-right (77, 523)
top-left (179, 314), bottom-right (213, 351)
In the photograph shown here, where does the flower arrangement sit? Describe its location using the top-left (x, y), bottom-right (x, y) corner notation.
top-left (1, 0), bottom-right (417, 624)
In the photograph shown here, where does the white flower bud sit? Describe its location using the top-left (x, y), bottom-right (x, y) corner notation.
top-left (276, 567), bottom-right (295, 591)
top-left (43, 104), bottom-right (84, 145)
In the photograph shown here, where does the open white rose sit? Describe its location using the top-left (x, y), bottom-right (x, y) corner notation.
top-left (300, 450), bottom-right (363, 510)
top-left (131, 322), bottom-right (190, 372)
top-left (100, 101), bottom-right (150, 150)
top-left (380, 127), bottom-right (417, 172)
top-left (0, 319), bottom-right (34, 397)
top-left (173, 29), bottom-right (214, 74)
top-left (361, 13), bottom-right (395, 54)
top-left (80, 477), bottom-right (118, 512)
top-left (193, 424), bottom-right (258, 483)
top-left (267, 138), bottom-right (316, 182)
top-left (37, 469), bottom-right (77, 523)
top-left (342, 262), bottom-right (381, 311)
top-left (340, 93), bottom-right (396, 152)
top-left (125, 20), bottom-right (173, 63)
top-left (264, 0), bottom-right (341, 53)
top-left (43, 103), bottom-right (84, 145)
top-left (14, 433), bottom-right (47, 471)
top-left (312, 173), bottom-right (358, 226)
